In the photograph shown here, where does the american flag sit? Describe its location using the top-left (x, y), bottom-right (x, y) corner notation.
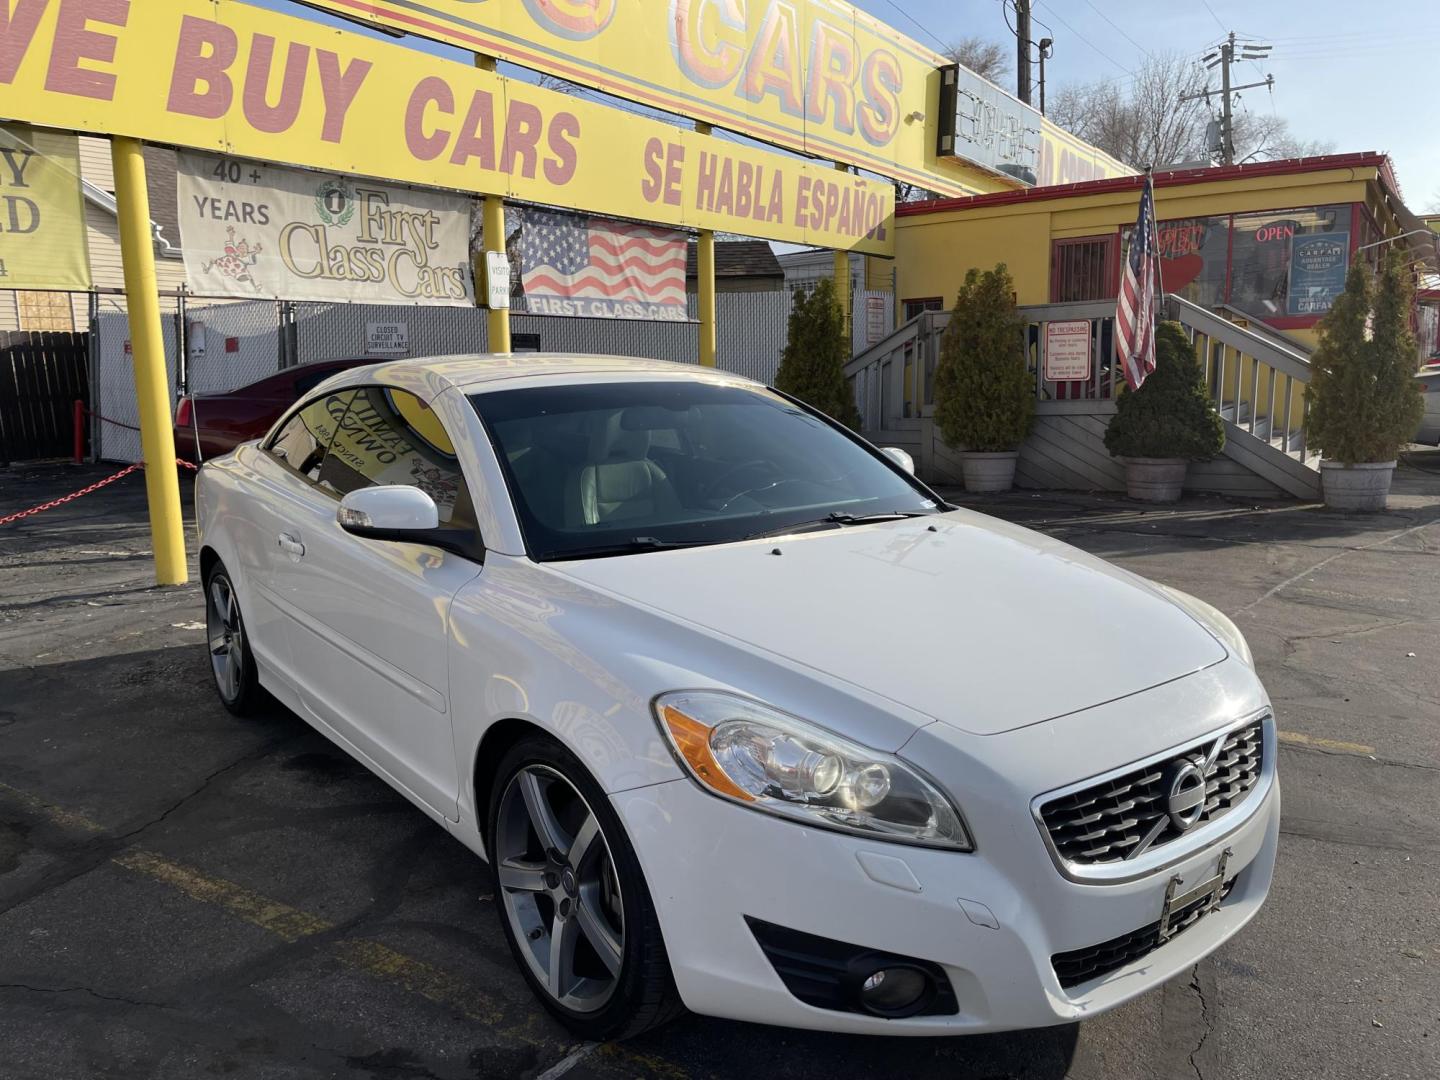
top-left (521, 210), bottom-right (686, 310)
top-left (1116, 172), bottom-right (1159, 391)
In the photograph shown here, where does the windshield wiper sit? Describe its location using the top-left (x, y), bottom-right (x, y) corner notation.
top-left (548, 536), bottom-right (716, 560)
top-left (745, 510), bottom-right (937, 540)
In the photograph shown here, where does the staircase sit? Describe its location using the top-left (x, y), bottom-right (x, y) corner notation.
top-left (845, 296), bottom-right (1321, 500)
top-left (1168, 296), bottom-right (1321, 500)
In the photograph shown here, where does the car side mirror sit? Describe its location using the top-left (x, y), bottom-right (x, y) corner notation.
top-left (338, 486), bottom-right (440, 541)
top-left (880, 447), bottom-right (916, 475)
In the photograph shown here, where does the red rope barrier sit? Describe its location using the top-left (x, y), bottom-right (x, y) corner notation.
top-left (0, 459), bottom-right (197, 527)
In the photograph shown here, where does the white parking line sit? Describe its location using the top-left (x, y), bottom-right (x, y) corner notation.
top-left (533, 1043), bottom-right (600, 1080)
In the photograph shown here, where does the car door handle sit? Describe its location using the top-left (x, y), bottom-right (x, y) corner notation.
top-left (277, 533), bottom-right (306, 558)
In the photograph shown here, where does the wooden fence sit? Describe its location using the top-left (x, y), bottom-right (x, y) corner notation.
top-left (0, 331), bottom-right (90, 465)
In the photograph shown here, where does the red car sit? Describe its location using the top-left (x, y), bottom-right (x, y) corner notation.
top-left (175, 359), bottom-right (375, 462)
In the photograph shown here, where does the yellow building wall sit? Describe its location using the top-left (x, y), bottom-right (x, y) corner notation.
top-left (896, 167), bottom-right (1379, 324)
top-left (898, 209), bottom-right (1054, 308)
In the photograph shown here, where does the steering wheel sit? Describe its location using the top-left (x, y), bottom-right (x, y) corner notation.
top-left (702, 459), bottom-right (787, 508)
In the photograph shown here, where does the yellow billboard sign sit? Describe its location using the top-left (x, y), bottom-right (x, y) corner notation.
top-left (297, 0), bottom-right (1131, 197)
top-left (0, 0), bottom-right (894, 254)
top-left (0, 123), bottom-right (91, 290)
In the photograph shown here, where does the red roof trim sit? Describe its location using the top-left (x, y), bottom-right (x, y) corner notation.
top-left (897, 153), bottom-right (1391, 217)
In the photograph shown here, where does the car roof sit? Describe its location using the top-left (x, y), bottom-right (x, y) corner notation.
top-left (303, 353), bottom-right (763, 403)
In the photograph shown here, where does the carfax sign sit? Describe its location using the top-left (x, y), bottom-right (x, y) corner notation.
top-left (1287, 232), bottom-right (1350, 316)
top-left (0, 0), bottom-right (895, 254)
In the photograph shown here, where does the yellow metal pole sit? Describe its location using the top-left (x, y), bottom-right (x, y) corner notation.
top-left (482, 195), bottom-right (512, 353)
top-left (111, 137), bottom-right (187, 586)
top-left (833, 164), bottom-right (851, 343)
top-left (697, 230), bottom-right (717, 367)
top-left (473, 54), bottom-right (511, 353)
top-left (695, 122), bottom-right (717, 367)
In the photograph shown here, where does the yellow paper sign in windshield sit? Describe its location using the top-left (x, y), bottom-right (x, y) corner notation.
top-left (0, 0), bottom-right (894, 254)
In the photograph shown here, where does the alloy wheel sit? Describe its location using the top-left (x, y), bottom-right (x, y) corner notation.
top-left (206, 574), bottom-right (245, 702)
top-left (494, 764), bottom-right (625, 1013)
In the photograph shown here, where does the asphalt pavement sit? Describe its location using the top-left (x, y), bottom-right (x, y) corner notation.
top-left (0, 456), bottom-right (1437, 1080)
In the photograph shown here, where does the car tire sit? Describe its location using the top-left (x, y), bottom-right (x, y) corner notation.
top-left (203, 560), bottom-right (263, 717)
top-left (486, 734), bottom-right (684, 1041)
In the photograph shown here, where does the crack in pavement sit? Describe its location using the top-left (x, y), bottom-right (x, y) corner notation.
top-left (1187, 963), bottom-right (1214, 1080)
top-left (108, 737), bottom-right (296, 845)
top-left (1232, 518), bottom-right (1440, 617)
top-left (0, 981), bottom-right (174, 1011)
top-left (1279, 740), bottom-right (1440, 772)
top-left (0, 740), bottom-right (291, 920)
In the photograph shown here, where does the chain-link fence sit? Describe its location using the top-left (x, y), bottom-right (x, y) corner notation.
top-left (92, 286), bottom-right (890, 461)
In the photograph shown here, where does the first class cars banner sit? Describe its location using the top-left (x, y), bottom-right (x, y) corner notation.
top-left (0, 0), bottom-right (895, 255)
top-left (177, 150), bottom-right (475, 305)
top-left (0, 123), bottom-right (91, 290)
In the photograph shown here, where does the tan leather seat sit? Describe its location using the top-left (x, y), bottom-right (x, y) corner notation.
top-left (571, 411), bottom-right (681, 526)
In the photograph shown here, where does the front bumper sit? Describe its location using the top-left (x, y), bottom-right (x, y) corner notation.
top-left (611, 662), bottom-right (1280, 1035)
top-left (614, 773), bottom-right (1277, 1035)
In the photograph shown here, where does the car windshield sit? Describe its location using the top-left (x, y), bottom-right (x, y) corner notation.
top-left (470, 379), bottom-right (938, 561)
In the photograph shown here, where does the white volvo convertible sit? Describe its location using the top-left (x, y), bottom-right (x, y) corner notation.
top-left (197, 355), bottom-right (1279, 1040)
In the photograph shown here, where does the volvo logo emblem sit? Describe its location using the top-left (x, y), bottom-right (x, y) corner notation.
top-left (1164, 760), bottom-right (1208, 831)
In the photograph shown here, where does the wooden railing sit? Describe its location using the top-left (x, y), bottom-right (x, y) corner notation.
top-left (1167, 295), bottom-right (1314, 461)
top-left (845, 294), bottom-right (1318, 491)
top-left (845, 309), bottom-right (948, 435)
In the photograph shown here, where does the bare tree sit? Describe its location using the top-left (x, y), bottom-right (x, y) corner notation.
top-left (949, 36), bottom-right (1009, 84)
top-left (1049, 52), bottom-right (1329, 170)
top-left (1232, 112), bottom-right (1334, 163)
top-left (534, 72), bottom-right (581, 95)
top-left (1048, 52), bottom-right (1210, 169)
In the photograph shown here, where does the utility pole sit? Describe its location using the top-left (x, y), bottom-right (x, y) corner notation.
top-left (1038, 37), bottom-right (1053, 115)
top-left (1219, 33), bottom-right (1234, 164)
top-left (1015, 0), bottom-right (1032, 104)
top-left (1182, 32), bottom-right (1274, 166)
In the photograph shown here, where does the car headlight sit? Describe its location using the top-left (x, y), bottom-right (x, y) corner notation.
top-left (1155, 584), bottom-right (1253, 667)
top-left (653, 691), bottom-right (972, 851)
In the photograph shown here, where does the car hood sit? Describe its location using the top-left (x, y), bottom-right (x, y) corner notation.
top-left (551, 509), bottom-right (1228, 736)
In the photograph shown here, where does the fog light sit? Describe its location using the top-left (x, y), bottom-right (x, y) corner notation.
top-left (857, 965), bottom-right (931, 1016)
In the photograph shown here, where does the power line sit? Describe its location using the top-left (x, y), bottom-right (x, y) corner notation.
top-left (1033, 0), bottom-right (1134, 76)
top-left (881, 0), bottom-right (952, 54)
top-left (1199, 0), bottom-right (1228, 35)
top-left (1079, 0), bottom-right (1153, 59)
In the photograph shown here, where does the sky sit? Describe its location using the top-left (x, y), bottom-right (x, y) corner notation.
top-left (852, 0), bottom-right (1440, 210)
top-left (245, 0), bottom-right (1440, 213)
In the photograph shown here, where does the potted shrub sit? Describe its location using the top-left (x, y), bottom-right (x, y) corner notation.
top-left (933, 264), bottom-right (1035, 492)
top-left (1306, 251), bottom-right (1425, 511)
top-left (1104, 321), bottom-right (1225, 501)
top-left (775, 277), bottom-right (862, 430)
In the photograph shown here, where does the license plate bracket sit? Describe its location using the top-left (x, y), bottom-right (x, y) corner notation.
top-left (1158, 847), bottom-right (1232, 943)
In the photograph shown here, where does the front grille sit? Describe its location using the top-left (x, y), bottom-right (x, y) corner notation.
top-left (1038, 721), bottom-right (1264, 866)
top-left (1052, 880), bottom-right (1235, 989)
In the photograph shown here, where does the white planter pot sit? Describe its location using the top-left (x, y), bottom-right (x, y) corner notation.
top-left (1122, 457), bottom-right (1188, 503)
top-left (1321, 460), bottom-right (1395, 511)
top-left (960, 451), bottom-right (1019, 493)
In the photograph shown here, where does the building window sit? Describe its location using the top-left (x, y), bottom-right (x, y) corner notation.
top-left (17, 291), bottom-right (75, 332)
top-left (1113, 203), bottom-right (1355, 323)
top-left (1157, 217), bottom-right (1229, 309)
top-left (1229, 205), bottom-right (1350, 319)
top-left (1118, 217), bottom-right (1230, 310)
top-left (1051, 236), bottom-right (1117, 302)
top-left (901, 296), bottom-right (943, 322)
